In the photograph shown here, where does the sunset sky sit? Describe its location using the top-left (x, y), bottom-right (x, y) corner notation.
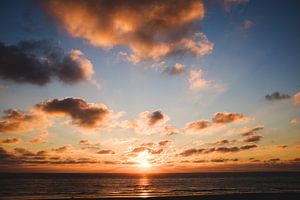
top-left (0, 0), bottom-right (300, 173)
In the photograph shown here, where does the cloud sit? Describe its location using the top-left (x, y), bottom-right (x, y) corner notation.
top-left (293, 92), bottom-right (300, 105)
top-left (35, 97), bottom-right (113, 129)
top-left (79, 139), bottom-right (90, 145)
top-left (277, 145), bottom-right (288, 149)
top-left (30, 131), bottom-right (48, 144)
top-left (188, 69), bottom-right (210, 91)
top-left (222, 0), bottom-right (250, 12)
top-left (212, 112), bottom-right (245, 124)
top-left (161, 125), bottom-right (180, 136)
top-left (0, 138), bottom-right (21, 144)
top-left (265, 92), bottom-right (290, 101)
top-left (97, 150), bottom-right (115, 154)
top-left (240, 144), bottom-right (257, 150)
top-left (0, 109), bottom-right (47, 134)
top-left (0, 40), bottom-right (96, 86)
top-left (290, 118), bottom-right (299, 126)
top-left (163, 63), bottom-right (186, 75)
top-left (213, 140), bottom-right (230, 145)
top-left (185, 120), bottom-right (211, 132)
top-left (120, 109), bottom-right (169, 135)
top-left (44, 0), bottom-right (213, 62)
top-left (241, 126), bottom-right (264, 136)
top-left (178, 143), bottom-right (257, 157)
top-left (52, 145), bottom-right (72, 153)
top-left (242, 135), bottom-right (263, 143)
top-left (184, 112), bottom-right (245, 133)
top-left (243, 19), bottom-right (253, 29)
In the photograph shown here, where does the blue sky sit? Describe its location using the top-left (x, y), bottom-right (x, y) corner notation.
top-left (0, 0), bottom-right (299, 172)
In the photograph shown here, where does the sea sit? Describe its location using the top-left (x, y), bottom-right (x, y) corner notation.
top-left (0, 172), bottom-right (300, 199)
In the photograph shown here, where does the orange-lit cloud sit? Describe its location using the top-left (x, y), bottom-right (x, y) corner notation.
top-left (293, 92), bottom-right (300, 105)
top-left (45, 0), bottom-right (213, 62)
top-left (0, 138), bottom-right (21, 144)
top-left (0, 109), bottom-right (48, 134)
top-left (120, 109), bottom-right (170, 135)
top-left (184, 112), bottom-right (245, 133)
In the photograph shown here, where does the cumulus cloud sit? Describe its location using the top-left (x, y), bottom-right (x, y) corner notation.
top-left (293, 92), bottom-right (300, 105)
top-left (35, 97), bottom-right (113, 129)
top-left (212, 112), bottom-right (245, 124)
top-left (0, 138), bottom-right (21, 144)
top-left (0, 109), bottom-right (47, 134)
top-left (265, 92), bottom-right (290, 101)
top-left (185, 120), bottom-right (211, 132)
top-left (0, 40), bottom-right (96, 86)
top-left (184, 112), bottom-right (245, 133)
top-left (120, 109), bottom-right (169, 135)
top-left (44, 0), bottom-right (213, 62)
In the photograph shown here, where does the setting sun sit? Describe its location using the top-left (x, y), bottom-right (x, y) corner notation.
top-left (137, 151), bottom-right (151, 169)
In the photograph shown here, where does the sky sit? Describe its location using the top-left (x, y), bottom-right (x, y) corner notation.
top-left (0, 0), bottom-right (300, 173)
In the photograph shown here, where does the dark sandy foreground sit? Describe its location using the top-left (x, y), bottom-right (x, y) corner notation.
top-left (41, 192), bottom-right (300, 200)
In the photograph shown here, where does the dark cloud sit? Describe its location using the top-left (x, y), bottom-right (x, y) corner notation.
top-left (178, 148), bottom-right (205, 157)
top-left (179, 143), bottom-right (258, 157)
top-left (0, 40), bottom-right (94, 85)
top-left (36, 97), bottom-right (112, 129)
top-left (44, 0), bottom-right (213, 62)
top-left (148, 110), bottom-right (165, 126)
top-left (240, 144), bottom-right (257, 150)
top-left (97, 150), bottom-right (115, 154)
top-left (277, 145), bottom-right (288, 149)
top-left (0, 138), bottom-right (21, 144)
top-left (215, 146), bottom-right (240, 153)
top-left (0, 147), bottom-right (17, 164)
top-left (265, 92), bottom-right (291, 101)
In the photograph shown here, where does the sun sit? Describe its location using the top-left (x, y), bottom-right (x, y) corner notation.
top-left (137, 151), bottom-right (151, 169)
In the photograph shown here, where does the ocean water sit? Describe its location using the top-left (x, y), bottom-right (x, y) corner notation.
top-left (0, 172), bottom-right (300, 199)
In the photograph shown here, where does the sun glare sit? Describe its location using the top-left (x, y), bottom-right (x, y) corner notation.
top-left (137, 151), bottom-right (151, 169)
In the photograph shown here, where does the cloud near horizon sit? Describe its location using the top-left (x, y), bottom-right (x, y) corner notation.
top-left (44, 0), bottom-right (213, 62)
top-left (0, 109), bottom-right (48, 134)
top-left (0, 40), bottom-right (96, 86)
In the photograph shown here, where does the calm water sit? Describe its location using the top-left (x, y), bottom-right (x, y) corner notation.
top-left (0, 172), bottom-right (300, 199)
